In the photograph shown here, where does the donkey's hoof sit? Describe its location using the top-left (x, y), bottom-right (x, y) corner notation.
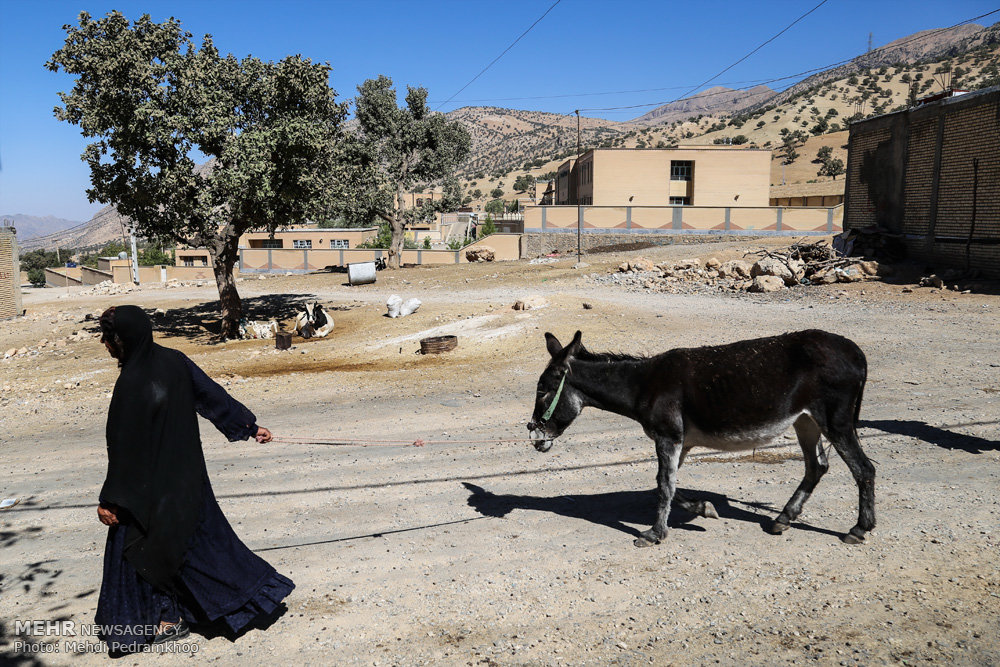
top-left (841, 532), bottom-right (865, 545)
top-left (702, 502), bottom-right (719, 519)
top-left (769, 520), bottom-right (790, 535)
top-left (634, 530), bottom-right (662, 548)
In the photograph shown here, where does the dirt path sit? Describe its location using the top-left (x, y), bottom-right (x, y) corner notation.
top-left (2, 239), bottom-right (998, 665)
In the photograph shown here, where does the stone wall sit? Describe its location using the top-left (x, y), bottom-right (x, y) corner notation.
top-left (521, 232), bottom-right (761, 257)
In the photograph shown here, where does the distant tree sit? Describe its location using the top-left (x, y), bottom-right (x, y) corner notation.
top-left (731, 135), bottom-right (748, 145)
top-left (819, 157), bottom-right (845, 180)
top-left (490, 187), bottom-right (504, 199)
top-left (18, 249), bottom-right (62, 273)
top-left (513, 174), bottom-right (535, 192)
top-left (48, 11), bottom-right (350, 338)
top-left (27, 268), bottom-right (47, 287)
top-left (484, 199), bottom-right (504, 214)
top-left (138, 245), bottom-right (172, 266)
top-left (815, 146), bottom-right (833, 163)
top-left (341, 76), bottom-right (470, 269)
top-left (479, 215), bottom-right (496, 238)
top-left (422, 236), bottom-right (431, 249)
top-left (471, 188), bottom-right (483, 199)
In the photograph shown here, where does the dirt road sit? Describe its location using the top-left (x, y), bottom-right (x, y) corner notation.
top-left (2, 239), bottom-right (998, 665)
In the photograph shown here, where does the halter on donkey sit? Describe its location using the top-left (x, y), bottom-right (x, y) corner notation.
top-left (527, 330), bottom-right (875, 547)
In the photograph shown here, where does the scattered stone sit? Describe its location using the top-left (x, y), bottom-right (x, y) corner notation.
top-left (751, 257), bottom-right (794, 285)
top-left (748, 275), bottom-right (786, 293)
top-left (920, 275), bottom-right (944, 289)
top-left (3, 349), bottom-right (15, 359)
top-left (513, 296), bottom-right (548, 310)
top-left (837, 266), bottom-right (865, 283)
top-left (811, 269), bottom-right (839, 285)
top-left (718, 260), bottom-right (752, 279)
top-left (582, 302), bottom-right (593, 310)
top-left (466, 246), bottom-right (496, 262)
top-left (705, 257), bottom-right (721, 269)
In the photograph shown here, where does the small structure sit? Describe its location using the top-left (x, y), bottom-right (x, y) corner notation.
top-left (0, 226), bottom-right (23, 319)
top-left (770, 181), bottom-right (845, 208)
top-left (844, 86), bottom-right (1000, 275)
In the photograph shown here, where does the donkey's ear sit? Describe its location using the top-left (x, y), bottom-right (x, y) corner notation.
top-left (565, 330), bottom-right (583, 357)
top-left (545, 332), bottom-right (563, 357)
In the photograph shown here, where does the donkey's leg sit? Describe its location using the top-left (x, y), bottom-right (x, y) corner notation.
top-left (770, 414), bottom-right (829, 534)
top-left (825, 422), bottom-right (876, 544)
top-left (670, 447), bottom-right (719, 518)
top-left (636, 438), bottom-right (682, 548)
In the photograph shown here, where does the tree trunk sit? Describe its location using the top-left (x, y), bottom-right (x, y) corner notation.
top-left (388, 214), bottom-right (405, 269)
top-left (387, 185), bottom-right (406, 269)
top-left (210, 238), bottom-right (243, 340)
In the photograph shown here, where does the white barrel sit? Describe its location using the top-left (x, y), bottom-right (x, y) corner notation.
top-left (347, 261), bottom-right (377, 285)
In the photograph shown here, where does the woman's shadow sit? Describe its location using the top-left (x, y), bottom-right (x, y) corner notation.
top-left (462, 482), bottom-right (841, 540)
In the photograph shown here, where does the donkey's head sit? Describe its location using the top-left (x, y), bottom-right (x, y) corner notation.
top-left (527, 330), bottom-right (585, 452)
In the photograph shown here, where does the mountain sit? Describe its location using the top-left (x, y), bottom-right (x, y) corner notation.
top-left (2, 214), bottom-right (85, 242)
top-left (631, 85), bottom-right (776, 125)
top-left (18, 204), bottom-right (127, 252)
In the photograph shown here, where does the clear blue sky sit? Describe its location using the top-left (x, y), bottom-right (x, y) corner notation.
top-left (1, 0), bottom-right (996, 221)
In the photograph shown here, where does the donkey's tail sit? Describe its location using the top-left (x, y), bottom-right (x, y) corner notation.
top-left (853, 352), bottom-right (868, 428)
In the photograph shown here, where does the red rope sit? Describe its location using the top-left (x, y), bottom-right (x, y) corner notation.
top-left (270, 435), bottom-right (529, 448)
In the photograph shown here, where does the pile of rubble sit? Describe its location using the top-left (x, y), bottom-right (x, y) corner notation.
top-left (3, 329), bottom-right (93, 360)
top-left (79, 280), bottom-right (136, 296)
top-left (595, 241), bottom-right (888, 295)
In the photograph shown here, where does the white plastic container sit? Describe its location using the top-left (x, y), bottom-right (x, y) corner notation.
top-left (348, 261), bottom-right (376, 285)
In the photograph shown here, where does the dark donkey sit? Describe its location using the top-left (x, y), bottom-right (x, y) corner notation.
top-left (526, 329), bottom-right (875, 547)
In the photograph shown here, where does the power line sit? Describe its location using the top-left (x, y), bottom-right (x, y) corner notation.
top-left (671, 0), bottom-right (831, 105)
top-left (434, 0), bottom-right (562, 111)
top-left (576, 7), bottom-right (1000, 115)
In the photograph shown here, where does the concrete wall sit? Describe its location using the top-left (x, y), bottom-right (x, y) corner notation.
top-left (239, 234), bottom-right (522, 273)
top-left (44, 267), bottom-right (83, 287)
top-left (0, 227), bottom-right (22, 319)
top-left (241, 227), bottom-right (377, 249)
top-left (525, 204), bottom-right (842, 235)
top-left (844, 86), bottom-right (1000, 276)
top-left (522, 232), bottom-right (766, 257)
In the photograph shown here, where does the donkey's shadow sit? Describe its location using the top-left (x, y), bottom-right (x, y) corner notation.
top-left (463, 483), bottom-right (842, 540)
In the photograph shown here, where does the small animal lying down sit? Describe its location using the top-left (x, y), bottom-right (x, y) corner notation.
top-left (294, 302), bottom-right (334, 339)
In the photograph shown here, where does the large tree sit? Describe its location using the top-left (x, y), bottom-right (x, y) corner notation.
top-left (346, 76), bottom-right (470, 268)
top-left (48, 11), bottom-right (349, 338)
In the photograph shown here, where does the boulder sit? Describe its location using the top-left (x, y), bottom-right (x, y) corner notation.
top-left (837, 266), bottom-right (865, 283)
top-left (748, 275), bottom-right (785, 293)
top-left (618, 262), bottom-right (631, 273)
top-left (811, 269), bottom-right (839, 285)
top-left (718, 259), bottom-right (752, 279)
top-left (705, 257), bottom-right (721, 269)
top-left (631, 257), bottom-right (655, 272)
top-left (675, 258), bottom-right (701, 270)
top-left (513, 295), bottom-right (548, 311)
top-left (787, 259), bottom-right (806, 282)
top-left (751, 257), bottom-right (795, 285)
top-left (466, 246), bottom-right (495, 262)
top-left (3, 348), bottom-right (15, 359)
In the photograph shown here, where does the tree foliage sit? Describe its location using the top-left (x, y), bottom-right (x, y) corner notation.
top-left (47, 11), bottom-right (350, 338)
top-left (340, 76), bottom-right (470, 268)
top-left (818, 157), bottom-right (845, 179)
top-left (484, 199), bottom-right (504, 214)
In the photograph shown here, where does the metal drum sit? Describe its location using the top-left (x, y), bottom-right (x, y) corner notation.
top-left (347, 261), bottom-right (377, 285)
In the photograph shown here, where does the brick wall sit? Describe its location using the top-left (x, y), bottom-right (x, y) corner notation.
top-left (522, 233), bottom-right (762, 257)
top-left (845, 87), bottom-right (1000, 276)
top-left (0, 228), bottom-right (23, 319)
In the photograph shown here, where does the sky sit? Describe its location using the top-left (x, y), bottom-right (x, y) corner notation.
top-left (1, 0), bottom-right (997, 222)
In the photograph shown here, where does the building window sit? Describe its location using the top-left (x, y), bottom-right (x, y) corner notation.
top-left (200, 258), bottom-right (208, 266)
top-left (670, 197), bottom-right (690, 206)
top-left (261, 239), bottom-right (283, 249)
top-left (670, 161), bottom-right (693, 181)
top-left (183, 257), bottom-right (194, 267)
top-left (330, 239), bottom-right (349, 249)
top-left (415, 198), bottom-right (424, 208)
top-left (293, 240), bottom-right (312, 249)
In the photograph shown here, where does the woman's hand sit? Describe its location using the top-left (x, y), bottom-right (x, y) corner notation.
top-left (255, 426), bottom-right (273, 443)
top-left (97, 504), bottom-right (119, 526)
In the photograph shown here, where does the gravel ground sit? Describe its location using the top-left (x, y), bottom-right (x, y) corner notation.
top-left (1, 238), bottom-right (998, 666)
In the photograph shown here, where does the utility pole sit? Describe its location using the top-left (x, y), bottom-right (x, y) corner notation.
top-left (867, 32), bottom-right (873, 53)
top-left (129, 228), bottom-right (140, 285)
top-left (576, 109), bottom-right (582, 263)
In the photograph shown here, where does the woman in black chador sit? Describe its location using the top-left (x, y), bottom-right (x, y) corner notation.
top-left (95, 305), bottom-right (293, 652)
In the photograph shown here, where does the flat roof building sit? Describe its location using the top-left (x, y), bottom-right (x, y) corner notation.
top-left (554, 146), bottom-right (771, 208)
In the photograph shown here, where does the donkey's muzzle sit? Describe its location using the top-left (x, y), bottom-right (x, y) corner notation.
top-left (527, 423), bottom-right (553, 452)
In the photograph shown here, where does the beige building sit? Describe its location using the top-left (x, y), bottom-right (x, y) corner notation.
top-left (555, 146), bottom-right (771, 207)
top-left (176, 226), bottom-right (379, 268)
top-left (1, 226), bottom-right (22, 319)
top-left (770, 181), bottom-right (845, 207)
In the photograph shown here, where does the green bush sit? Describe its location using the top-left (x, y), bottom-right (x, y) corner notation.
top-left (27, 267), bottom-right (46, 286)
top-left (422, 237), bottom-right (431, 249)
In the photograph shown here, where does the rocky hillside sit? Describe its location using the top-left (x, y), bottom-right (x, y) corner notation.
top-left (1, 214), bottom-right (85, 243)
top-left (19, 203), bottom-right (128, 252)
